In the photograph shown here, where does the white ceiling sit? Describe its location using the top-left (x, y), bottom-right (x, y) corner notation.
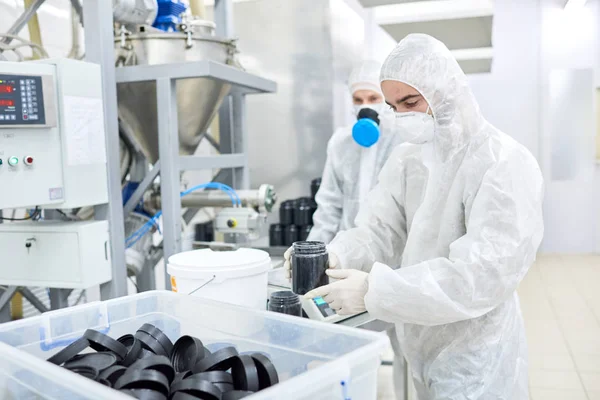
top-left (362, 0), bottom-right (495, 73)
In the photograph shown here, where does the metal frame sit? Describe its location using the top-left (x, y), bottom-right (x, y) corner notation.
top-left (111, 0), bottom-right (275, 291)
top-left (116, 62), bottom-right (274, 290)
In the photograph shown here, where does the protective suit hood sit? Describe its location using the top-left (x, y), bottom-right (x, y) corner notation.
top-left (380, 34), bottom-right (487, 161)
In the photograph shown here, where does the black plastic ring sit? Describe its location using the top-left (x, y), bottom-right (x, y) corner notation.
top-left (96, 378), bottom-right (112, 388)
top-left (251, 353), bottom-right (279, 389)
top-left (137, 324), bottom-right (174, 357)
top-left (46, 337), bottom-right (90, 366)
top-left (122, 338), bottom-right (144, 367)
top-left (169, 378), bottom-right (221, 400)
top-left (63, 352), bottom-right (118, 372)
top-left (84, 329), bottom-right (128, 361)
top-left (172, 370), bottom-right (193, 387)
top-left (192, 346), bottom-right (239, 373)
top-left (115, 370), bottom-right (170, 397)
top-left (189, 371), bottom-right (233, 384)
top-left (170, 335), bottom-right (205, 373)
top-left (129, 355), bottom-right (175, 383)
top-left (135, 331), bottom-right (168, 357)
top-left (231, 355), bottom-right (260, 392)
top-left (222, 391), bottom-right (254, 400)
top-left (98, 365), bottom-right (128, 386)
top-left (65, 365), bottom-right (99, 380)
top-left (120, 388), bottom-right (167, 400)
top-left (117, 334), bottom-right (135, 348)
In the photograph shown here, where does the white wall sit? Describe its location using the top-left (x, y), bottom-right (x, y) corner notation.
top-left (468, 0), bottom-right (599, 254)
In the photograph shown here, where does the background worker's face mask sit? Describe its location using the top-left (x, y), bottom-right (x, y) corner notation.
top-left (394, 108), bottom-right (435, 144)
top-left (352, 106), bottom-right (382, 148)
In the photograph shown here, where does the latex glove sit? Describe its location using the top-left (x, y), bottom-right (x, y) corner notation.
top-left (283, 247), bottom-right (340, 280)
top-left (304, 269), bottom-right (369, 315)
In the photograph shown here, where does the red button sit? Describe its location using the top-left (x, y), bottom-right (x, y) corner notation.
top-left (24, 156), bottom-right (33, 166)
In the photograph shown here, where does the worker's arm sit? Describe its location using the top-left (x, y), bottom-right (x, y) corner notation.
top-left (365, 151), bottom-right (544, 326)
top-left (327, 145), bottom-right (409, 272)
top-left (306, 137), bottom-right (344, 244)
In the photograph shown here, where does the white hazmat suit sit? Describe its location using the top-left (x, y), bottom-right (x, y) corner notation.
top-left (327, 34), bottom-right (544, 399)
top-left (307, 61), bottom-right (404, 243)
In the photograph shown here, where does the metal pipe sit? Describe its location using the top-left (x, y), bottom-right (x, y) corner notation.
top-left (23, 0), bottom-right (43, 59)
top-left (67, 4), bottom-right (84, 59)
top-left (181, 190), bottom-right (262, 208)
top-left (1, 0), bottom-right (46, 46)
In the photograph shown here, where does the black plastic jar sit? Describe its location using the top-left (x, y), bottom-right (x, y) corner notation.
top-left (298, 225), bottom-right (312, 241)
top-left (293, 202), bottom-right (312, 227)
top-left (310, 178), bottom-right (321, 201)
top-left (283, 225), bottom-right (299, 246)
top-left (279, 201), bottom-right (294, 226)
top-left (269, 224), bottom-right (284, 246)
top-left (291, 241), bottom-right (328, 295)
top-left (268, 291), bottom-right (302, 317)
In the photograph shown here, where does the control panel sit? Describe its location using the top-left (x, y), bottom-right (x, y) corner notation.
top-left (0, 59), bottom-right (108, 210)
top-left (0, 75), bottom-right (47, 125)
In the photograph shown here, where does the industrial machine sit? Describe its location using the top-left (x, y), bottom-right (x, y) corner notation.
top-left (0, 59), bottom-right (112, 289)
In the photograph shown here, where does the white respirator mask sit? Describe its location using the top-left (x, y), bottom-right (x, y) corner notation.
top-left (353, 102), bottom-right (388, 118)
top-left (394, 108), bottom-right (435, 144)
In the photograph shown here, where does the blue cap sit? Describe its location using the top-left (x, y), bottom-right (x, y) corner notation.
top-left (352, 118), bottom-right (380, 147)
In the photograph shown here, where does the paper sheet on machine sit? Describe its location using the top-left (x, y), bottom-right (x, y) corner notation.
top-left (63, 95), bottom-right (107, 166)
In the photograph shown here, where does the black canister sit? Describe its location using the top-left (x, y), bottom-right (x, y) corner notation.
top-left (283, 225), bottom-right (299, 246)
top-left (293, 201), bottom-right (312, 227)
top-left (269, 224), bottom-right (284, 246)
top-left (310, 178), bottom-right (322, 201)
top-left (299, 225), bottom-right (312, 241)
top-left (268, 291), bottom-right (302, 317)
top-left (279, 201), bottom-right (294, 226)
top-left (291, 241), bottom-right (328, 295)
top-left (194, 222), bottom-right (214, 242)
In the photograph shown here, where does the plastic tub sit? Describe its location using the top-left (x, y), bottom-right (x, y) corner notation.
top-left (0, 291), bottom-right (389, 400)
top-left (167, 248), bottom-right (271, 310)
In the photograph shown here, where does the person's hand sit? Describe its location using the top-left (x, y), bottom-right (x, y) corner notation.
top-left (304, 269), bottom-right (369, 315)
top-left (283, 247), bottom-right (340, 280)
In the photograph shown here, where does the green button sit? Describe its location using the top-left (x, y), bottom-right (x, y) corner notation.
top-left (8, 156), bottom-right (18, 166)
top-left (0, 159), bottom-right (3, 166)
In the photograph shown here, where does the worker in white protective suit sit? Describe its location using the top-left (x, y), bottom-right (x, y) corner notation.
top-left (302, 60), bottom-right (407, 399)
top-left (306, 60), bottom-right (405, 244)
top-left (286, 34), bottom-right (544, 400)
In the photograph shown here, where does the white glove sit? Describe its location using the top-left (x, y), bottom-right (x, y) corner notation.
top-left (283, 247), bottom-right (340, 280)
top-left (304, 269), bottom-right (369, 315)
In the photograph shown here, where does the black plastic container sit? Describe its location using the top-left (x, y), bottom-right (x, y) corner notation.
top-left (283, 225), bottom-right (299, 247)
top-left (293, 201), bottom-right (312, 227)
top-left (194, 222), bottom-right (214, 242)
top-left (310, 178), bottom-right (321, 201)
top-left (291, 241), bottom-right (328, 295)
top-left (279, 201), bottom-right (294, 226)
top-left (268, 291), bottom-right (302, 317)
top-left (298, 225), bottom-right (312, 242)
top-left (269, 224), bottom-right (284, 247)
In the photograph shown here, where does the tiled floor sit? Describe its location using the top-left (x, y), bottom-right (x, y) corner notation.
top-left (376, 254), bottom-right (600, 400)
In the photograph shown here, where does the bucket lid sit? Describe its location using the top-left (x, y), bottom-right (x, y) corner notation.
top-left (167, 248), bottom-right (271, 280)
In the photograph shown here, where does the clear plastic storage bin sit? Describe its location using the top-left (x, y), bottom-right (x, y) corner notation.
top-left (0, 291), bottom-right (388, 400)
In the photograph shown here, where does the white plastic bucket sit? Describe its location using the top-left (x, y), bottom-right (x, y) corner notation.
top-left (167, 248), bottom-right (271, 310)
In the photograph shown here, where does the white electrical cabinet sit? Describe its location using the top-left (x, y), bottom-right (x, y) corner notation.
top-left (0, 59), bottom-right (108, 209)
top-left (0, 221), bottom-right (111, 288)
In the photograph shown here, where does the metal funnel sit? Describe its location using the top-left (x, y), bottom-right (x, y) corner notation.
top-left (115, 27), bottom-right (238, 163)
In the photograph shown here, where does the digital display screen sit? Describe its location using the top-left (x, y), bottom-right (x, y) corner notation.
top-left (0, 99), bottom-right (15, 107)
top-left (0, 85), bottom-right (13, 94)
top-left (314, 297), bottom-right (327, 306)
